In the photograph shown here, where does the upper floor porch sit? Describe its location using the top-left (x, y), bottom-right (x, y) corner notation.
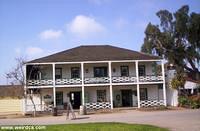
top-left (26, 60), bottom-right (165, 87)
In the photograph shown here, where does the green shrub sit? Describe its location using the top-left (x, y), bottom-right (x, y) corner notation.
top-left (189, 95), bottom-right (200, 109)
top-left (178, 95), bottom-right (200, 109)
top-left (178, 96), bottom-right (190, 107)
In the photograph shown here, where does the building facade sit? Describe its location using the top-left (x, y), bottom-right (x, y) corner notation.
top-left (24, 45), bottom-right (167, 112)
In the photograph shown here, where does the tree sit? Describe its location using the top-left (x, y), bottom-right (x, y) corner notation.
top-left (6, 57), bottom-right (39, 117)
top-left (141, 5), bottom-right (200, 84)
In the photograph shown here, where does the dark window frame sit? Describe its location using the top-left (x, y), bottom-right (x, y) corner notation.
top-left (55, 68), bottom-right (62, 79)
top-left (97, 90), bottom-right (106, 102)
top-left (56, 91), bottom-right (63, 105)
top-left (94, 67), bottom-right (108, 77)
top-left (140, 88), bottom-right (148, 100)
top-left (120, 66), bottom-right (129, 77)
top-left (139, 65), bottom-right (146, 76)
top-left (71, 67), bottom-right (80, 78)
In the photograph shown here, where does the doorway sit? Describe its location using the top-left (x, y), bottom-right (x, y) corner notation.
top-left (69, 91), bottom-right (81, 109)
top-left (56, 91), bottom-right (63, 106)
top-left (121, 90), bottom-right (132, 107)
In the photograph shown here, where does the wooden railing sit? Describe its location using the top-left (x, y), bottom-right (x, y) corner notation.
top-left (139, 75), bottom-right (163, 82)
top-left (85, 102), bottom-right (111, 110)
top-left (56, 78), bottom-right (82, 85)
top-left (84, 77), bottom-right (110, 84)
top-left (112, 76), bottom-right (137, 83)
top-left (27, 79), bottom-right (53, 86)
top-left (27, 75), bottom-right (163, 86)
top-left (140, 100), bottom-right (164, 107)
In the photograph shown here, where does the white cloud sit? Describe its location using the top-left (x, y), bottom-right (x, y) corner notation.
top-left (15, 48), bottom-right (21, 55)
top-left (25, 46), bottom-right (44, 57)
top-left (88, 0), bottom-right (110, 5)
top-left (132, 20), bottom-right (148, 30)
top-left (39, 29), bottom-right (62, 40)
top-left (115, 18), bottom-right (129, 29)
top-left (67, 15), bottom-right (105, 38)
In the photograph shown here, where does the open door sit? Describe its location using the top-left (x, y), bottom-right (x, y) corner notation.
top-left (69, 91), bottom-right (81, 109)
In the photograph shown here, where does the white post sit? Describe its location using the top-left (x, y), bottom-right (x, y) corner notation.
top-left (23, 64), bottom-right (27, 114)
top-left (52, 63), bottom-right (56, 107)
top-left (135, 61), bottom-right (140, 108)
top-left (108, 61), bottom-right (113, 109)
top-left (161, 60), bottom-right (167, 106)
top-left (81, 62), bottom-right (85, 105)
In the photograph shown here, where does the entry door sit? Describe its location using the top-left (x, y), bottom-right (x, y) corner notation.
top-left (56, 91), bottom-right (63, 106)
top-left (69, 92), bottom-right (81, 109)
top-left (121, 90), bottom-right (133, 107)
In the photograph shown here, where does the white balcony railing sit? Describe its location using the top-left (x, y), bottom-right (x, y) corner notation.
top-left (27, 79), bottom-right (53, 86)
top-left (56, 78), bottom-right (82, 85)
top-left (139, 75), bottom-right (163, 82)
top-left (85, 102), bottom-right (111, 110)
top-left (112, 76), bottom-right (137, 83)
top-left (140, 100), bottom-right (164, 107)
top-left (27, 75), bottom-right (163, 86)
top-left (84, 77), bottom-right (110, 84)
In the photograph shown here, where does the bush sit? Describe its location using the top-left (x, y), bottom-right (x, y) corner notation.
top-left (178, 96), bottom-right (190, 107)
top-left (178, 95), bottom-right (200, 109)
top-left (189, 95), bottom-right (200, 109)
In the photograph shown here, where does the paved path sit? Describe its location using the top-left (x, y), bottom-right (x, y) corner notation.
top-left (0, 109), bottom-right (200, 131)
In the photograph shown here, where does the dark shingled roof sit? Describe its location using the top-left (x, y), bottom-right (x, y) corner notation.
top-left (28, 45), bottom-right (160, 63)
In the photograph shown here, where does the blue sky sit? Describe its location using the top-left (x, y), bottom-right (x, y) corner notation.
top-left (0, 0), bottom-right (199, 84)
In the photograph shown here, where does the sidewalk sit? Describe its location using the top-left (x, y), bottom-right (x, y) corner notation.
top-left (0, 109), bottom-right (200, 131)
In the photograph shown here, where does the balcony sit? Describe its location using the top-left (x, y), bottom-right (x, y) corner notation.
top-left (27, 75), bottom-right (163, 87)
top-left (112, 76), bottom-right (137, 83)
top-left (56, 78), bottom-right (82, 85)
top-left (139, 75), bottom-right (163, 82)
top-left (84, 77), bottom-right (109, 84)
top-left (27, 79), bottom-right (53, 86)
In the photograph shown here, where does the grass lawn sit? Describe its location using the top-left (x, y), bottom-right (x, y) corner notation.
top-left (46, 122), bottom-right (168, 131)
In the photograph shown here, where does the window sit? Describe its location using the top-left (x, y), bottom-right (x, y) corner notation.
top-left (71, 67), bottom-right (80, 78)
top-left (158, 84), bottom-right (163, 90)
top-left (97, 90), bottom-right (106, 102)
top-left (140, 88), bottom-right (147, 100)
top-left (94, 67), bottom-right (108, 77)
top-left (120, 66), bottom-right (129, 76)
top-left (139, 65), bottom-right (146, 76)
top-left (56, 91), bottom-right (63, 105)
top-left (55, 68), bottom-right (62, 79)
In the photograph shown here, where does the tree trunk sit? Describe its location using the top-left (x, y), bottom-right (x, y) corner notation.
top-left (29, 94), bottom-right (36, 117)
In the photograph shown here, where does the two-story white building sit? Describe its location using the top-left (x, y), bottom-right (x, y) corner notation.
top-left (24, 45), bottom-right (167, 112)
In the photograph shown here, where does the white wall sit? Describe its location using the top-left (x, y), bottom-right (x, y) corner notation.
top-left (112, 85), bottom-right (137, 107)
top-left (26, 87), bottom-right (82, 111)
top-left (84, 63), bottom-right (108, 78)
top-left (55, 64), bottom-right (81, 79)
top-left (111, 62), bottom-right (136, 76)
top-left (166, 69), bottom-right (178, 106)
top-left (84, 86), bottom-right (110, 103)
top-left (166, 87), bottom-right (178, 106)
top-left (185, 81), bottom-right (198, 89)
top-left (140, 84), bottom-right (163, 100)
top-left (139, 62), bottom-right (154, 76)
top-left (41, 65), bottom-right (53, 79)
top-left (35, 62), bottom-right (155, 79)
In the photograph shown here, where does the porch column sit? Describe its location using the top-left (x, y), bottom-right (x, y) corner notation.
top-left (24, 64), bottom-right (27, 113)
top-left (108, 61), bottom-right (113, 109)
top-left (161, 60), bottom-right (167, 106)
top-left (81, 62), bottom-right (85, 105)
top-left (52, 63), bottom-right (56, 107)
top-left (135, 61), bottom-right (140, 108)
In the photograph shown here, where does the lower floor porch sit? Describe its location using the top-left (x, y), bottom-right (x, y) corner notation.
top-left (25, 84), bottom-right (166, 112)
